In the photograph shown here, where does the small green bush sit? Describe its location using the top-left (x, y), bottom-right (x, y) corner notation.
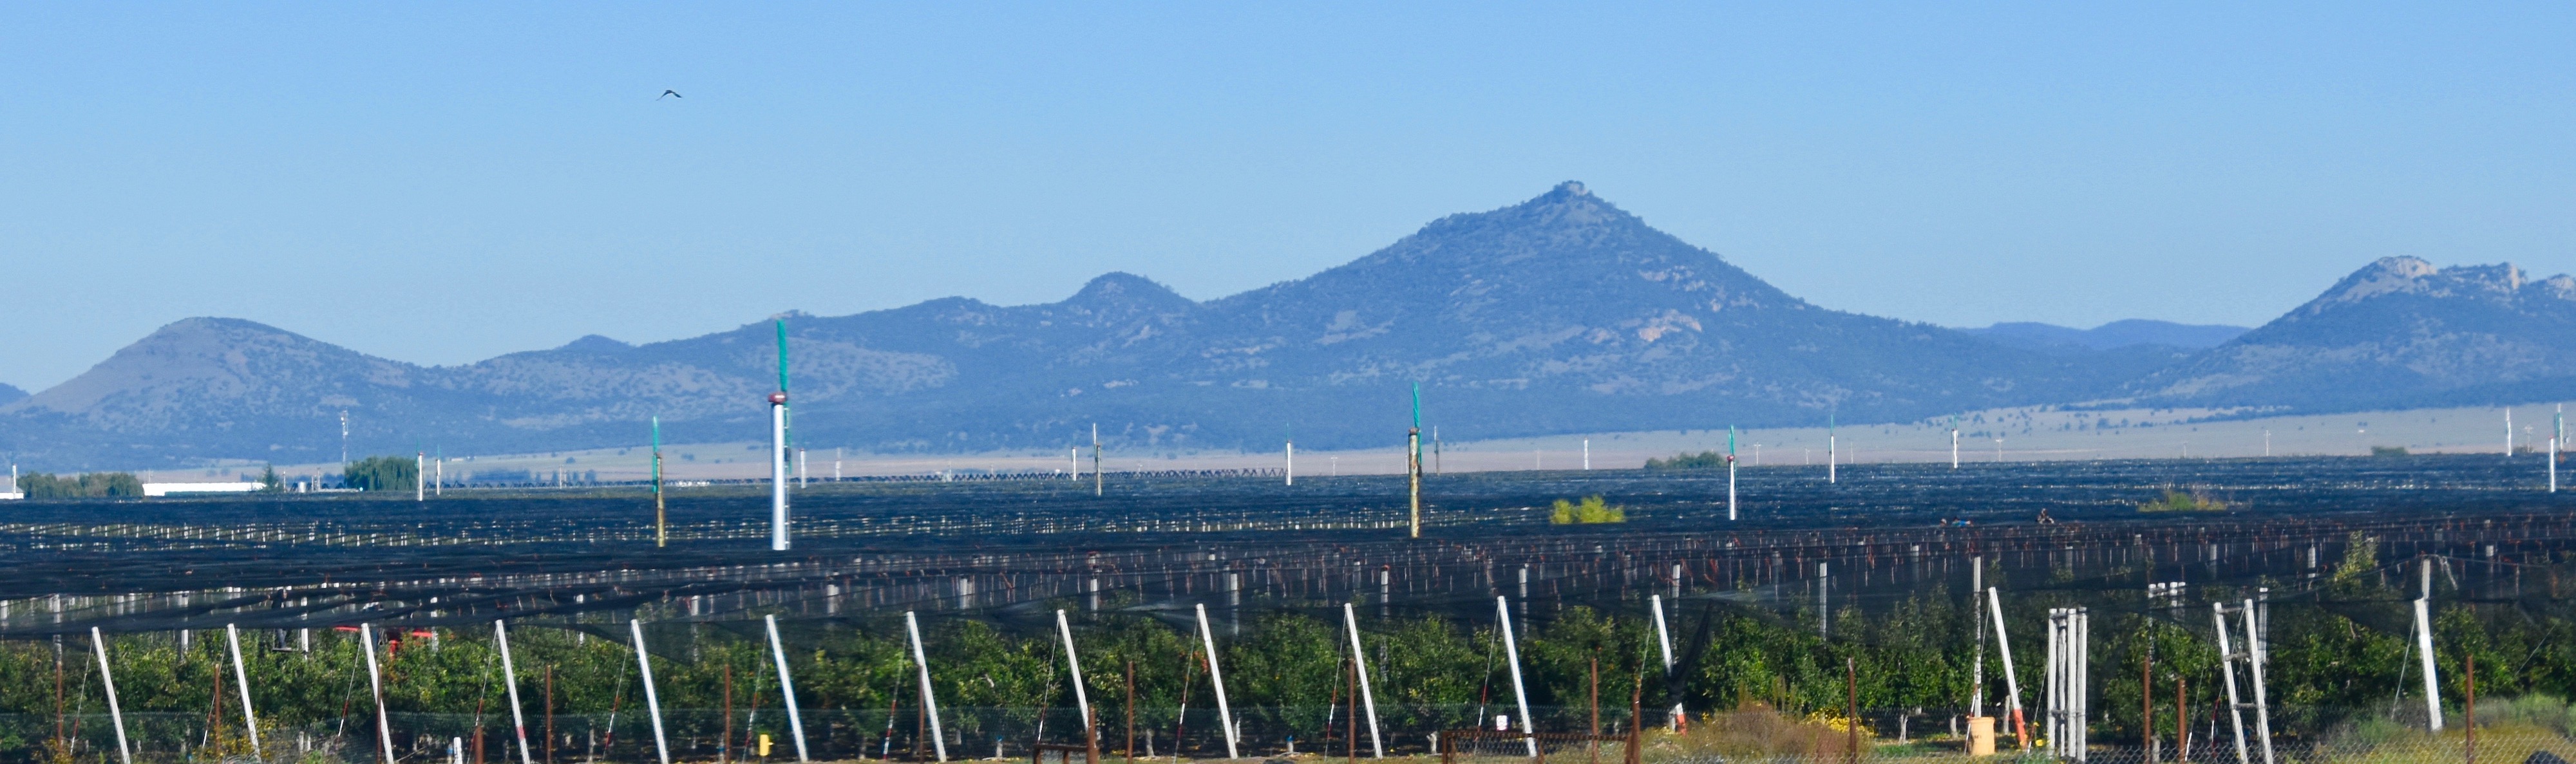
top-left (2371, 445), bottom-right (2410, 457)
top-left (1550, 495), bottom-right (1626, 524)
top-left (2139, 489), bottom-right (2226, 512)
top-left (1645, 451), bottom-right (1729, 469)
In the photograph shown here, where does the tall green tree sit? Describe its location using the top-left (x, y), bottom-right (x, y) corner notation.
top-left (344, 455), bottom-right (418, 492)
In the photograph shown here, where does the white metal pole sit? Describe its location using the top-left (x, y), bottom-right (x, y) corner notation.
top-left (1971, 559), bottom-right (1985, 718)
top-left (2414, 597), bottom-right (2443, 731)
top-left (1951, 429), bottom-right (1960, 469)
top-left (766, 615), bottom-right (811, 762)
top-left (629, 620), bottom-right (671, 764)
top-left (2212, 604), bottom-right (2249, 764)
top-left (2077, 610), bottom-right (2090, 758)
top-left (416, 452), bottom-right (424, 501)
top-left (497, 621), bottom-right (535, 764)
top-left (1495, 596), bottom-right (1538, 756)
top-left (1818, 562), bottom-right (1829, 637)
top-left (1341, 603), bottom-right (1383, 758)
top-left (2242, 600), bottom-right (2274, 764)
top-left (1582, 439), bottom-right (1589, 470)
top-left (1828, 434), bottom-right (1837, 483)
top-left (2043, 609), bottom-right (2060, 753)
top-left (1726, 456), bottom-right (1737, 521)
top-left (362, 624), bottom-right (396, 764)
top-left (1194, 604), bottom-right (1241, 759)
top-left (771, 397), bottom-right (790, 550)
top-left (1987, 588), bottom-right (2025, 747)
top-left (905, 611), bottom-right (949, 761)
top-left (1651, 594), bottom-right (1682, 727)
top-left (1286, 442), bottom-right (1294, 486)
top-left (225, 624), bottom-right (263, 752)
top-left (91, 627), bottom-right (132, 764)
top-left (1055, 610), bottom-right (1097, 744)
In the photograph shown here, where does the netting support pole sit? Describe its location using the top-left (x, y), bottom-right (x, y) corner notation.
top-left (1196, 603), bottom-right (1242, 759)
top-left (497, 620), bottom-right (535, 764)
top-left (1343, 603), bottom-right (1384, 758)
top-left (767, 615), bottom-right (811, 762)
top-left (226, 624), bottom-right (262, 753)
top-left (1987, 587), bottom-right (2027, 751)
top-left (2414, 597), bottom-right (2443, 732)
top-left (362, 624), bottom-right (396, 764)
top-left (91, 627), bottom-right (132, 764)
top-left (1497, 596), bottom-right (1538, 757)
top-left (1650, 595), bottom-right (1682, 729)
top-left (905, 611), bottom-right (949, 762)
top-left (2212, 604), bottom-right (2250, 764)
top-left (629, 619), bottom-right (671, 764)
top-left (2241, 599), bottom-right (2274, 764)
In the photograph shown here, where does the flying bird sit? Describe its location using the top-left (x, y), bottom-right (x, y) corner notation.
top-left (659, 89), bottom-right (682, 100)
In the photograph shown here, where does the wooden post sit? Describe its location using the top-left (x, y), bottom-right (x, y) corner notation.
top-left (545, 666), bottom-right (556, 764)
top-left (2143, 652), bottom-right (2154, 761)
top-left (2465, 655), bottom-right (2476, 764)
top-left (2176, 678), bottom-right (2188, 764)
top-left (1625, 673), bottom-right (1643, 764)
top-left (722, 666), bottom-right (734, 764)
top-left (1124, 662), bottom-right (1137, 764)
top-left (1588, 657), bottom-right (1601, 764)
top-left (1846, 658), bottom-right (1859, 764)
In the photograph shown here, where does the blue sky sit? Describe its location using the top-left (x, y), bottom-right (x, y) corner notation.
top-left (3, 3), bottom-right (2570, 391)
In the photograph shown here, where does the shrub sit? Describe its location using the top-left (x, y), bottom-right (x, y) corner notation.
top-left (2139, 489), bottom-right (2226, 512)
top-left (1551, 495), bottom-right (1626, 524)
top-left (1645, 451), bottom-right (1728, 469)
top-left (14, 471), bottom-right (144, 498)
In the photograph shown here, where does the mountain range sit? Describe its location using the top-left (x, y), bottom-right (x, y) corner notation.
top-left (1962, 320), bottom-right (2247, 353)
top-left (3, 183), bottom-right (2570, 469)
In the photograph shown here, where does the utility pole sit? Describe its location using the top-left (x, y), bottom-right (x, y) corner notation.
top-left (1726, 426), bottom-right (1738, 521)
top-left (1408, 384), bottom-right (1423, 539)
top-left (652, 417), bottom-right (667, 548)
top-left (1828, 411), bottom-right (1837, 483)
top-left (770, 319), bottom-right (791, 552)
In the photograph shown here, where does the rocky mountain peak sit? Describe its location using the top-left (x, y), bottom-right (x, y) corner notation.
top-left (2304, 257), bottom-right (2564, 315)
top-left (1068, 271), bottom-right (1186, 303)
top-left (554, 334), bottom-right (634, 354)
